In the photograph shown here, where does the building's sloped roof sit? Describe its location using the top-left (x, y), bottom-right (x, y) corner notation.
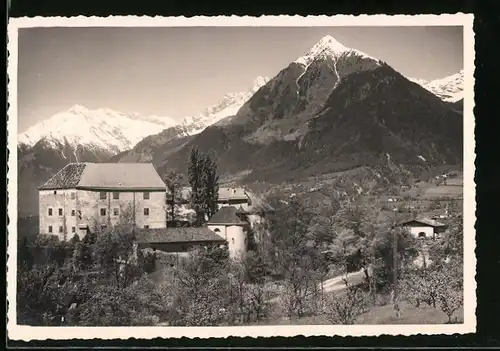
top-left (398, 217), bottom-right (447, 228)
top-left (135, 227), bottom-right (226, 244)
top-left (207, 206), bottom-right (247, 225)
top-left (218, 187), bottom-right (249, 201)
top-left (174, 186), bottom-right (249, 202)
top-left (39, 163), bottom-right (87, 190)
top-left (78, 163), bottom-right (166, 190)
top-left (40, 162), bottom-right (166, 190)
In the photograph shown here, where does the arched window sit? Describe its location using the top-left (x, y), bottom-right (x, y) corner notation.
top-left (418, 232), bottom-right (426, 239)
top-left (214, 228), bottom-right (221, 233)
top-left (232, 238), bottom-right (235, 244)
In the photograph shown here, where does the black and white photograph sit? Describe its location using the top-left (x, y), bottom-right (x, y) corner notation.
top-left (7, 15), bottom-right (476, 339)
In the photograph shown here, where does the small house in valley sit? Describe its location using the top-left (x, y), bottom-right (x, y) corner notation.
top-left (217, 187), bottom-right (252, 211)
top-left (38, 162), bottom-right (167, 240)
top-left (396, 217), bottom-right (447, 240)
top-left (167, 186), bottom-right (254, 221)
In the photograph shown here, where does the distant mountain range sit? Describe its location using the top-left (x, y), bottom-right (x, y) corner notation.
top-left (17, 76), bottom-right (270, 215)
top-left (18, 76), bottom-right (270, 154)
top-left (409, 70), bottom-right (464, 103)
top-left (17, 35), bottom-right (464, 217)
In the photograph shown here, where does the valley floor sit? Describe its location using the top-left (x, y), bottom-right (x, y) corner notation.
top-left (251, 302), bottom-right (464, 326)
top-left (154, 267), bottom-right (463, 326)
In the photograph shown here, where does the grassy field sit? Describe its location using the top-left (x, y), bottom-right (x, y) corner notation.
top-left (255, 301), bottom-right (464, 325)
top-left (355, 301), bottom-right (464, 325)
top-left (401, 172), bottom-right (463, 199)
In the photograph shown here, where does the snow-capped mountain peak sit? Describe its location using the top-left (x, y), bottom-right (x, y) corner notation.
top-left (295, 35), bottom-right (380, 68)
top-left (180, 76), bottom-right (270, 135)
top-left (19, 76), bottom-right (271, 155)
top-left (18, 106), bottom-right (178, 153)
top-left (68, 104), bottom-right (88, 114)
top-left (409, 70), bottom-right (464, 102)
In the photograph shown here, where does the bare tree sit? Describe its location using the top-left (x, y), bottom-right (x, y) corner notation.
top-left (322, 280), bottom-right (370, 324)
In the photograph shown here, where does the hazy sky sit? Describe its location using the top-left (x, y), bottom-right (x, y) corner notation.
top-left (17, 26), bottom-right (463, 132)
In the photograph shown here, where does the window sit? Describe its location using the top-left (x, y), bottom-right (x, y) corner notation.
top-left (143, 191), bottom-right (150, 200)
top-left (48, 225), bottom-right (53, 233)
top-left (53, 190), bottom-right (57, 195)
top-left (58, 208), bottom-right (63, 216)
top-left (418, 232), bottom-right (426, 239)
top-left (71, 209), bottom-right (75, 216)
top-left (113, 192), bottom-right (119, 200)
top-left (72, 226), bottom-right (76, 233)
top-left (144, 208), bottom-right (150, 216)
top-left (70, 192), bottom-right (76, 199)
top-left (144, 225), bottom-right (149, 229)
top-left (214, 228), bottom-right (221, 233)
top-left (59, 226), bottom-right (63, 233)
top-left (48, 208), bottom-right (53, 216)
top-left (113, 208), bottom-right (119, 216)
top-left (100, 192), bottom-right (107, 200)
top-left (231, 238), bottom-right (235, 244)
top-left (77, 210), bottom-right (82, 219)
top-left (100, 208), bottom-right (106, 216)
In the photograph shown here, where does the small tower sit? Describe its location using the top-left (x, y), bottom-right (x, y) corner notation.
top-left (207, 206), bottom-right (248, 261)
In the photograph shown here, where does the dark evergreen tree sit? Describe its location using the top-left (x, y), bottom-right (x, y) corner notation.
top-left (18, 236), bottom-right (34, 271)
top-left (201, 152), bottom-right (220, 220)
top-left (188, 147), bottom-right (220, 225)
top-left (188, 146), bottom-right (204, 226)
top-left (164, 170), bottom-right (184, 222)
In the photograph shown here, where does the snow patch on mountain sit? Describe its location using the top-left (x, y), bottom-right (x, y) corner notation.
top-left (180, 76), bottom-right (270, 135)
top-left (409, 70), bottom-right (464, 102)
top-left (18, 105), bottom-right (178, 152)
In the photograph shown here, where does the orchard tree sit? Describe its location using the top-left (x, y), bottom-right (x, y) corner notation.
top-left (322, 282), bottom-right (370, 324)
top-left (93, 220), bottom-right (144, 288)
top-left (67, 277), bottom-right (167, 326)
top-left (266, 198), bottom-right (320, 318)
top-left (370, 226), bottom-right (419, 291)
top-left (428, 212), bottom-right (463, 265)
top-left (169, 246), bottom-right (231, 326)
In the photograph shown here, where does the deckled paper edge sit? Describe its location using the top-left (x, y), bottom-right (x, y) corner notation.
top-left (6, 14), bottom-right (476, 341)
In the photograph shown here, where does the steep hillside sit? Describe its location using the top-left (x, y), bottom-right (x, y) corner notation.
top-left (113, 76), bottom-right (270, 164)
top-left (299, 65), bottom-right (463, 168)
top-left (228, 35), bottom-right (384, 143)
top-left (152, 39), bottom-right (462, 186)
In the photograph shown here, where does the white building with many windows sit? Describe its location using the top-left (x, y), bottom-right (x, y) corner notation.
top-left (38, 162), bottom-right (167, 241)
